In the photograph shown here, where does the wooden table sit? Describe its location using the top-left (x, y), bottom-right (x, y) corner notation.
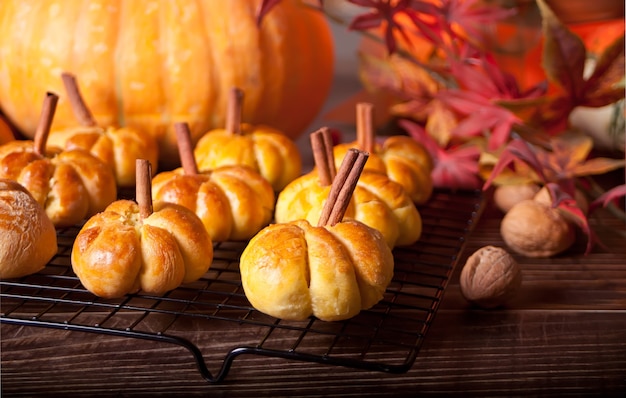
top-left (2, 183), bottom-right (625, 397)
top-left (2, 44), bottom-right (626, 393)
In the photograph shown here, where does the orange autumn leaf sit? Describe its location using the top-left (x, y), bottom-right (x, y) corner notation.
top-left (486, 132), bottom-right (625, 190)
top-left (424, 99), bottom-right (457, 147)
top-left (538, 132), bottom-right (625, 181)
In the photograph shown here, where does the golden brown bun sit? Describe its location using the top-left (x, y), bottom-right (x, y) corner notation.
top-left (333, 136), bottom-right (434, 204)
top-left (333, 142), bottom-right (387, 173)
top-left (275, 172), bottom-right (356, 225)
top-left (48, 126), bottom-right (159, 187)
top-left (275, 171), bottom-right (421, 248)
top-left (0, 179), bottom-right (57, 279)
top-left (194, 124), bottom-right (302, 192)
top-left (71, 200), bottom-right (213, 298)
top-left (354, 171), bottom-right (422, 247)
top-left (240, 219), bottom-right (394, 321)
top-left (0, 140), bottom-right (117, 227)
top-left (152, 165), bottom-right (275, 241)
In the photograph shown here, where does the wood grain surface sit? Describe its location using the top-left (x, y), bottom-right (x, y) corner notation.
top-left (2, 193), bottom-right (625, 397)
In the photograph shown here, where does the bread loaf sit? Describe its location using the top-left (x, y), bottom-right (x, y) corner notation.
top-left (0, 179), bottom-right (57, 279)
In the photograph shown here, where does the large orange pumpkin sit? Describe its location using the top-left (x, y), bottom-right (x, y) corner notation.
top-left (0, 0), bottom-right (334, 167)
top-left (0, 114), bottom-right (14, 145)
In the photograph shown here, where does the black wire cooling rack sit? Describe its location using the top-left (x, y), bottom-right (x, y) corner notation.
top-left (1, 189), bottom-right (484, 383)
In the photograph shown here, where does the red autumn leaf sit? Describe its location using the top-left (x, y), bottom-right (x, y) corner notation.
top-left (581, 35), bottom-right (626, 107)
top-left (485, 133), bottom-right (625, 193)
top-left (536, 132), bottom-right (625, 182)
top-left (348, 0), bottom-right (416, 54)
top-left (589, 184), bottom-right (626, 213)
top-left (437, 89), bottom-right (521, 150)
top-left (400, 119), bottom-right (482, 190)
top-left (543, 182), bottom-right (594, 255)
top-left (437, 0), bottom-right (516, 43)
top-left (483, 138), bottom-right (547, 190)
top-left (537, 0), bottom-right (586, 101)
top-left (449, 49), bottom-right (548, 102)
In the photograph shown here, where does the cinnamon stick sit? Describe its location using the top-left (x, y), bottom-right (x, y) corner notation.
top-left (356, 102), bottom-right (374, 153)
top-left (321, 127), bottom-right (336, 181)
top-left (174, 122), bottom-right (199, 175)
top-left (318, 148), bottom-right (369, 227)
top-left (135, 159), bottom-right (153, 220)
top-left (33, 92), bottom-right (59, 156)
top-left (310, 128), bottom-right (333, 186)
top-left (61, 72), bottom-right (97, 127)
top-left (225, 87), bottom-right (244, 135)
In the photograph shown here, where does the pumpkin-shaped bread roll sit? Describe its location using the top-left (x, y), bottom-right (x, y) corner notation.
top-left (47, 73), bottom-right (159, 187)
top-left (0, 179), bottom-right (57, 279)
top-left (71, 159), bottom-right (213, 298)
top-left (152, 123), bottom-right (274, 242)
top-left (0, 93), bottom-right (116, 227)
top-left (276, 128), bottom-right (421, 248)
top-left (241, 149), bottom-right (394, 321)
top-left (194, 87), bottom-right (301, 192)
top-left (333, 103), bottom-right (433, 204)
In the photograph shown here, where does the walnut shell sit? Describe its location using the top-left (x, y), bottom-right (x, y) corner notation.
top-left (460, 246), bottom-right (522, 309)
top-left (533, 186), bottom-right (589, 222)
top-left (492, 183), bottom-right (541, 213)
top-left (500, 199), bottom-right (575, 258)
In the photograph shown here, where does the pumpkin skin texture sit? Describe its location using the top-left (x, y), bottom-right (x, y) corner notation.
top-left (0, 114), bottom-right (14, 144)
top-left (0, 0), bottom-right (335, 168)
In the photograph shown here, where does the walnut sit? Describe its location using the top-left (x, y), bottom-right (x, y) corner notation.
top-left (492, 183), bottom-right (541, 213)
top-left (533, 186), bottom-right (589, 223)
top-left (500, 199), bottom-right (575, 258)
top-left (460, 246), bottom-right (522, 309)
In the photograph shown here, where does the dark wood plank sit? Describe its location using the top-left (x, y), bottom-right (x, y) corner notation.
top-left (2, 196), bottom-right (625, 397)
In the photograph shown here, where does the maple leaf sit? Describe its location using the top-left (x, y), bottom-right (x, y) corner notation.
top-left (537, 0), bottom-right (587, 102)
top-left (536, 132), bottom-right (625, 182)
top-left (392, 97), bottom-right (459, 146)
top-left (400, 118), bottom-right (482, 190)
top-left (543, 182), bottom-right (595, 255)
top-left (482, 138), bottom-right (547, 190)
top-left (358, 50), bottom-right (440, 100)
top-left (535, 0), bottom-right (625, 119)
top-left (348, 0), bottom-right (417, 54)
top-left (423, 98), bottom-right (458, 146)
top-left (581, 35), bottom-right (626, 107)
top-left (436, 89), bottom-right (522, 150)
top-left (589, 184), bottom-right (626, 213)
top-left (450, 51), bottom-right (547, 101)
top-left (437, 0), bottom-right (516, 45)
top-left (478, 147), bottom-right (541, 186)
top-left (484, 133), bottom-right (625, 191)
